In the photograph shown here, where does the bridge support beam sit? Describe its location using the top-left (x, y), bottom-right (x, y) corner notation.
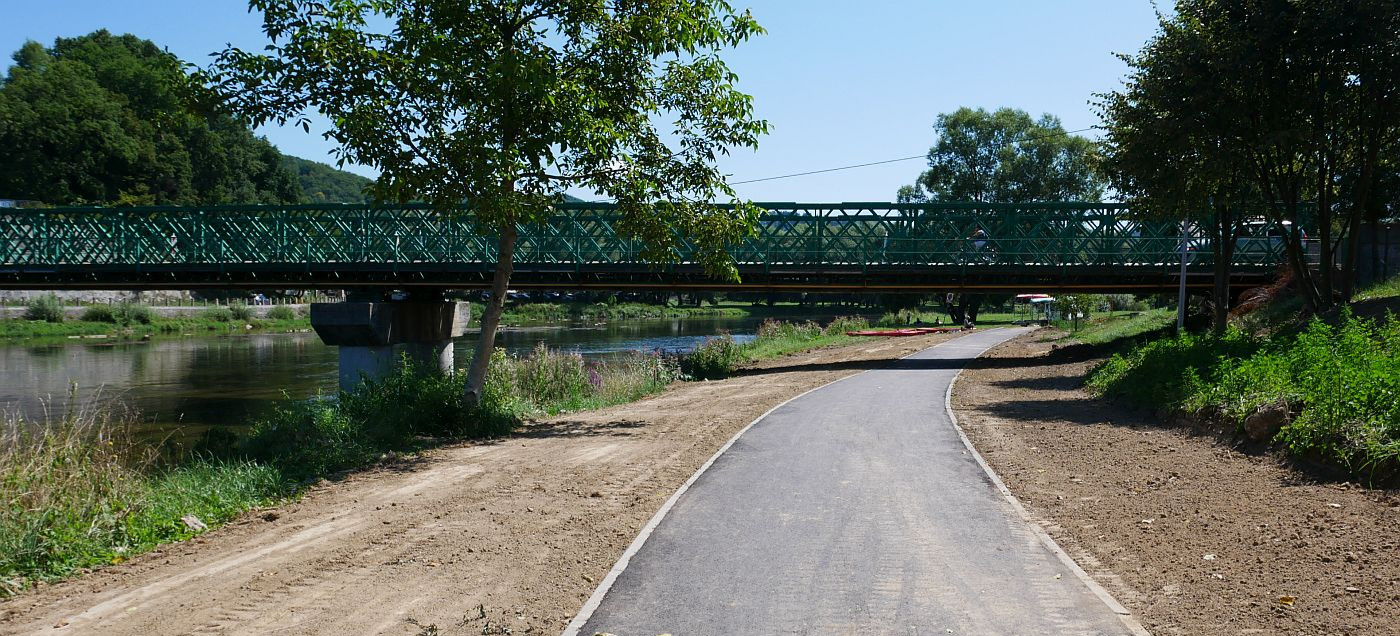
top-left (310, 296), bottom-right (470, 392)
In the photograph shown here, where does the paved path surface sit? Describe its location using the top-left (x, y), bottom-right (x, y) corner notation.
top-left (576, 328), bottom-right (1137, 636)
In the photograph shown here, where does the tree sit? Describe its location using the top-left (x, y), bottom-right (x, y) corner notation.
top-left (897, 107), bottom-right (1104, 203)
top-left (0, 31), bottom-right (300, 205)
top-left (1112, 0), bottom-right (1400, 311)
top-left (1097, 9), bottom-right (1257, 333)
top-left (209, 0), bottom-right (768, 404)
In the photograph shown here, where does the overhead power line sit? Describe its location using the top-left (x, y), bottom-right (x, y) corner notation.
top-left (729, 126), bottom-right (1098, 186)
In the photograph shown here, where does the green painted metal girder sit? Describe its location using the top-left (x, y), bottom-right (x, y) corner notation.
top-left (0, 202), bottom-right (1288, 274)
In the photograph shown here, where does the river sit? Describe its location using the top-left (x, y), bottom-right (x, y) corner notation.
top-left (0, 317), bottom-right (764, 440)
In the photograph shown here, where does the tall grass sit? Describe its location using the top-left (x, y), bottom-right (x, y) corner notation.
top-left (266, 305), bottom-right (296, 321)
top-left (1, 398), bottom-right (286, 595)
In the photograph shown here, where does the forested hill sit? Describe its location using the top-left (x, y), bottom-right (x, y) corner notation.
top-left (0, 30), bottom-right (596, 207)
top-left (279, 157), bottom-right (587, 204)
top-left (281, 156), bottom-right (372, 204)
top-left (0, 30), bottom-right (301, 206)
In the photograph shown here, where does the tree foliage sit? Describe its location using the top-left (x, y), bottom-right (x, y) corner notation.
top-left (208, 0), bottom-right (769, 402)
top-left (0, 31), bottom-right (300, 206)
top-left (897, 107), bottom-right (1105, 203)
top-left (1100, 0), bottom-right (1400, 310)
top-left (1096, 12), bottom-right (1257, 332)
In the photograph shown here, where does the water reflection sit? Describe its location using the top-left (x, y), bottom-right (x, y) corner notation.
top-left (0, 317), bottom-right (761, 438)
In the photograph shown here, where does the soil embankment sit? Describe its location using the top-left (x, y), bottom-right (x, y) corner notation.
top-left (953, 332), bottom-right (1400, 635)
top-left (0, 332), bottom-right (958, 636)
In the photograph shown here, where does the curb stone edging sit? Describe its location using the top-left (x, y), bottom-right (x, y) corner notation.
top-left (943, 334), bottom-right (1153, 636)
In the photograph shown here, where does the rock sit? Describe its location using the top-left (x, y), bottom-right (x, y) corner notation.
top-left (1244, 401), bottom-right (1290, 442)
top-left (181, 515), bottom-right (208, 532)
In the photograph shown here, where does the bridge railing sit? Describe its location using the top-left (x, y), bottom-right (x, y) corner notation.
top-left (0, 202), bottom-right (1292, 271)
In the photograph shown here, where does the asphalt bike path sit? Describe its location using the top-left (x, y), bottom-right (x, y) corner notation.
top-left (571, 328), bottom-right (1143, 636)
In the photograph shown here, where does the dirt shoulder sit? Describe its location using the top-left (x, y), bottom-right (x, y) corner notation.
top-left (0, 332), bottom-right (958, 636)
top-left (952, 332), bottom-right (1400, 636)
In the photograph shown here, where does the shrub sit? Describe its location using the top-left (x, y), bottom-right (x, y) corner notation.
top-left (241, 398), bottom-right (391, 482)
top-left (342, 356), bottom-right (518, 439)
top-left (80, 304), bottom-right (117, 323)
top-left (682, 334), bottom-right (741, 380)
top-left (115, 302), bottom-right (154, 325)
top-left (1103, 293), bottom-right (1147, 312)
top-left (201, 306), bottom-right (235, 322)
top-left (24, 294), bottom-right (64, 323)
top-left (228, 303), bottom-right (254, 322)
top-left (80, 302), bottom-right (154, 325)
top-left (266, 305), bottom-right (296, 321)
top-left (878, 308), bottom-right (932, 326)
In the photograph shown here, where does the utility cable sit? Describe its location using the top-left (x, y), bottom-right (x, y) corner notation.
top-left (729, 126), bottom-right (1097, 186)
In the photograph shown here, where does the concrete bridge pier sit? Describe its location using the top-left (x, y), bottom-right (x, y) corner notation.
top-left (310, 291), bottom-right (470, 392)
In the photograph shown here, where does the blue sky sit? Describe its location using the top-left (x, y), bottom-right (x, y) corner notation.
top-left (1, 1), bottom-right (1163, 202)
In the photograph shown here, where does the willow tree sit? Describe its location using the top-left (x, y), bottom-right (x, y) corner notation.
top-left (209, 0), bottom-right (768, 403)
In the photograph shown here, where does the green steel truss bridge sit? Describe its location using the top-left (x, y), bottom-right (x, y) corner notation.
top-left (0, 202), bottom-right (1289, 292)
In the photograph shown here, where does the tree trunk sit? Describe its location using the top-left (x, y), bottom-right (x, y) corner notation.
top-left (1211, 204), bottom-right (1237, 335)
top-left (463, 225), bottom-right (518, 405)
top-left (1341, 142), bottom-right (1379, 302)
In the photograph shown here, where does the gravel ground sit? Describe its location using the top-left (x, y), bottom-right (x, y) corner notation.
top-left (952, 331), bottom-right (1400, 636)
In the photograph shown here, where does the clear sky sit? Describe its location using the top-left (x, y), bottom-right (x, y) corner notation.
top-left (0, 1), bottom-right (1163, 202)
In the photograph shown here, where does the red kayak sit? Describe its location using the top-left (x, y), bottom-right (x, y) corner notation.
top-left (846, 327), bottom-right (969, 337)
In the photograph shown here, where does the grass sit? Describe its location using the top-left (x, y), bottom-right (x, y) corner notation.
top-left (1052, 308), bottom-right (1175, 346)
top-left (0, 313), bottom-right (313, 343)
top-left (1088, 312), bottom-right (1400, 485)
top-left (1354, 272), bottom-right (1400, 302)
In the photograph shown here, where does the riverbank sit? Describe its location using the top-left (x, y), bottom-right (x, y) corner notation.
top-left (0, 328), bottom-right (961, 635)
top-left (0, 315), bottom-right (890, 599)
top-left (952, 332), bottom-right (1399, 635)
top-left (0, 300), bottom-right (882, 343)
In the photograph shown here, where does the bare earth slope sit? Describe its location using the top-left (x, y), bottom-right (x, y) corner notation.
top-left (952, 333), bottom-right (1400, 636)
top-left (0, 332), bottom-right (956, 636)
